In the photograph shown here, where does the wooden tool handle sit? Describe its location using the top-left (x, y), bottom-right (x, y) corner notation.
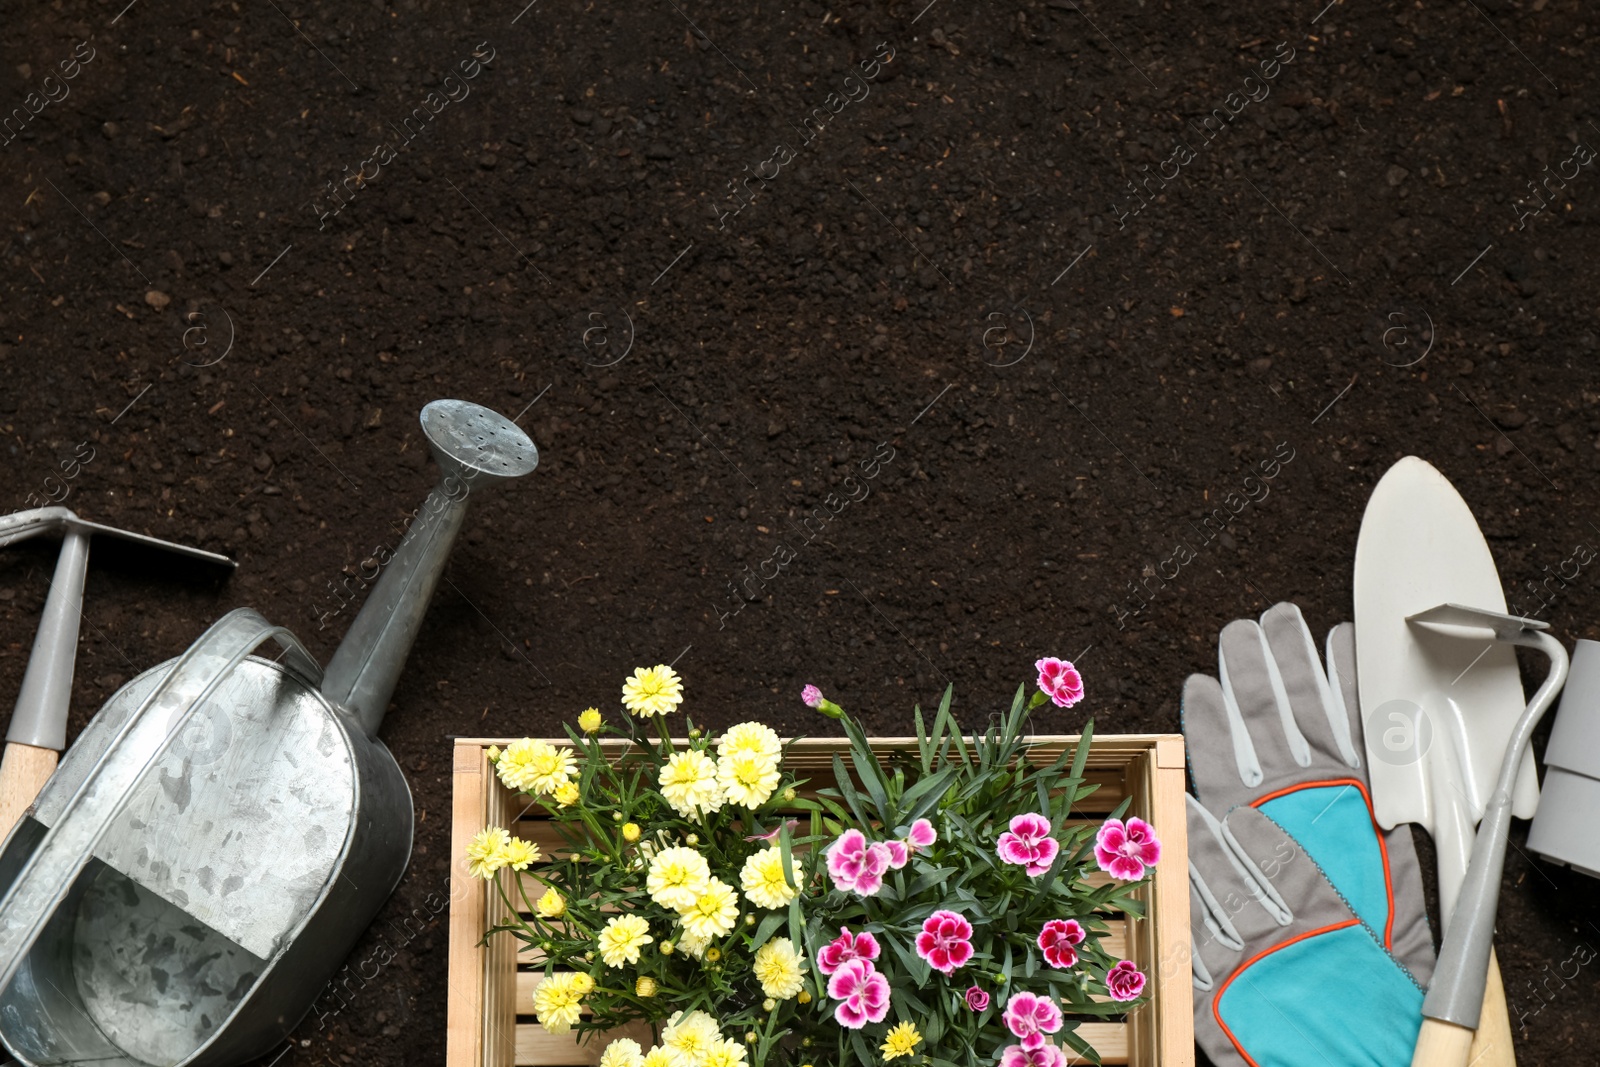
top-left (0, 742), bottom-right (58, 836)
top-left (1468, 947), bottom-right (1517, 1067)
top-left (1412, 1016), bottom-right (1475, 1066)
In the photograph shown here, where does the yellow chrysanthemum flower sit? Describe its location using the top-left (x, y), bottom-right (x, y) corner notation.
top-left (635, 976), bottom-right (658, 997)
top-left (717, 750), bottom-right (781, 809)
top-left (703, 1040), bottom-right (749, 1067)
top-left (553, 780), bottom-right (581, 808)
top-left (647, 846), bottom-right (712, 911)
top-left (676, 928), bottom-right (711, 960)
top-left (622, 664), bottom-right (684, 717)
top-left (531, 972), bottom-right (588, 1034)
top-left (622, 822), bottom-right (642, 843)
top-left (579, 707), bottom-right (604, 733)
top-left (467, 827), bottom-right (511, 880)
top-left (740, 846), bottom-right (802, 910)
top-left (678, 878), bottom-right (738, 941)
top-left (642, 1049), bottom-right (673, 1067)
top-left (598, 914), bottom-right (654, 968)
top-left (536, 888), bottom-right (566, 918)
top-left (881, 1021), bottom-right (921, 1059)
top-left (661, 1010), bottom-right (721, 1065)
top-left (660, 750), bottom-right (723, 818)
top-left (752, 937), bottom-right (807, 1000)
top-left (599, 1039), bottom-right (645, 1067)
top-left (497, 738), bottom-right (577, 796)
top-left (717, 721), bottom-right (781, 761)
top-left (500, 836), bottom-right (542, 871)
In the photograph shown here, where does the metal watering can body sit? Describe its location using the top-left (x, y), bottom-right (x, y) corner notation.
top-left (0, 401), bottom-right (537, 1066)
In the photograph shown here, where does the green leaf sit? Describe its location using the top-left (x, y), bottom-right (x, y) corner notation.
top-left (1070, 718), bottom-right (1095, 781)
top-left (788, 896), bottom-right (805, 960)
top-left (898, 766), bottom-right (957, 826)
top-left (752, 911), bottom-right (786, 950)
top-left (831, 755), bottom-right (873, 829)
top-left (887, 930), bottom-right (933, 985)
top-left (853, 747), bottom-right (892, 823)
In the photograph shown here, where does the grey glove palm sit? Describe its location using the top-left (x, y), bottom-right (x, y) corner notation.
top-left (1182, 601), bottom-right (1434, 986)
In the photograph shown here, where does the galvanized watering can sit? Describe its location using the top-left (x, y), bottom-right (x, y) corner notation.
top-left (0, 399), bottom-right (538, 1066)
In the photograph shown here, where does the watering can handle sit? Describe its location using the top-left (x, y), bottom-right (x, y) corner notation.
top-left (0, 608), bottom-right (322, 996)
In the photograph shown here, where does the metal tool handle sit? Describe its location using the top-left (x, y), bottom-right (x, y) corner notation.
top-left (1419, 629), bottom-right (1569, 1037)
top-left (0, 508), bottom-right (73, 549)
top-left (321, 479), bottom-right (469, 738)
top-left (0, 609), bottom-right (321, 995)
top-left (7, 527), bottom-right (90, 751)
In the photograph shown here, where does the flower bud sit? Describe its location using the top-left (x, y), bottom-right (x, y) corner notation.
top-left (797, 990), bottom-right (812, 1004)
top-left (744, 913), bottom-right (756, 927)
top-left (612, 811), bottom-right (624, 822)
top-left (623, 822), bottom-right (642, 842)
top-left (685, 833), bottom-right (699, 846)
top-left (706, 947), bottom-right (722, 962)
top-left (746, 1032), bottom-right (759, 1044)
top-left (579, 707), bottom-right (603, 733)
top-left (781, 787), bottom-right (797, 803)
top-left (763, 998), bottom-right (776, 1011)
top-left (660, 941), bottom-right (675, 956)
top-left (636, 976), bottom-right (658, 997)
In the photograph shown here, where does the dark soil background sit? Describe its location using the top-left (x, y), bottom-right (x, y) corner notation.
top-left (2, 0), bottom-right (1599, 1062)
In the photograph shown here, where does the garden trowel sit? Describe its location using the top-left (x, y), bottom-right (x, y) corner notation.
top-left (1353, 456), bottom-right (1538, 1067)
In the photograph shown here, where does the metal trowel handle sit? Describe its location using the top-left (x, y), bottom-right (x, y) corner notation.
top-left (321, 400), bottom-right (537, 739)
top-left (1413, 626), bottom-right (1570, 1066)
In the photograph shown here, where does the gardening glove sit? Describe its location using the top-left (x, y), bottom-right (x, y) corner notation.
top-left (1181, 601), bottom-right (1434, 987)
top-left (1189, 796), bottom-right (1426, 1067)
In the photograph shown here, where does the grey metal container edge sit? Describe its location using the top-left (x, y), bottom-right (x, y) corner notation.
top-left (1527, 638), bottom-right (1600, 877)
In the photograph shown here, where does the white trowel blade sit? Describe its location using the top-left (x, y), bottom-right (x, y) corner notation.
top-left (1353, 457), bottom-right (1540, 832)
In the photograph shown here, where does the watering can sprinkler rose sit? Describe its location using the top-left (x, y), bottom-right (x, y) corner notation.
top-left (470, 655), bottom-right (1158, 1067)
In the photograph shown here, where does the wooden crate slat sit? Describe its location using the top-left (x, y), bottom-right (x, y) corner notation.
top-left (515, 1021), bottom-right (656, 1066)
top-left (452, 734), bottom-right (1190, 1067)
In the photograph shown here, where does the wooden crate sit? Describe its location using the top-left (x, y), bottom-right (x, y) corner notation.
top-left (448, 735), bottom-right (1192, 1067)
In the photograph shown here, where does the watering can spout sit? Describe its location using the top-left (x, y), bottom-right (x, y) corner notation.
top-left (322, 400), bottom-right (538, 737)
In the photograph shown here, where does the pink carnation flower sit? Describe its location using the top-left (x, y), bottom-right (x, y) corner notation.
top-left (817, 927), bottom-right (880, 976)
top-left (1034, 657), bottom-right (1084, 708)
top-left (1106, 960), bottom-right (1146, 1002)
top-left (906, 818), bottom-right (937, 850)
top-left (801, 684), bottom-right (824, 708)
top-left (826, 829), bottom-right (892, 895)
top-left (1000, 1043), bottom-right (1069, 1067)
top-left (997, 812), bottom-right (1060, 877)
top-left (884, 840), bottom-right (910, 869)
top-left (1003, 991), bottom-right (1064, 1043)
top-left (915, 909), bottom-right (974, 975)
top-left (965, 985), bottom-right (990, 1012)
top-left (1037, 919), bottom-right (1086, 969)
top-left (1094, 816), bottom-right (1162, 881)
top-left (827, 959), bottom-right (890, 1028)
